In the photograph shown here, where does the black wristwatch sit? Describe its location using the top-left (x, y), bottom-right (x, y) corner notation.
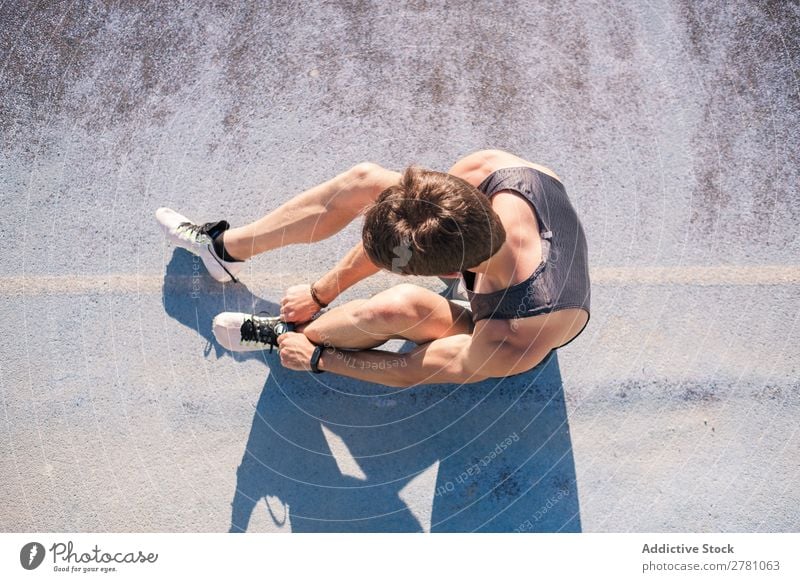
top-left (310, 345), bottom-right (325, 374)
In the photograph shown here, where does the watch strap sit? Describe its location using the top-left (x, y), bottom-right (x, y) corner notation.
top-left (310, 345), bottom-right (324, 373)
top-left (310, 283), bottom-right (329, 308)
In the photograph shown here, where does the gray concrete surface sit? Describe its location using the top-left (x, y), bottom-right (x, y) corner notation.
top-left (0, 0), bottom-right (798, 532)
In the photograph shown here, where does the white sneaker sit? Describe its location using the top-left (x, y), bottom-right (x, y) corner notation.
top-left (213, 312), bottom-right (294, 352)
top-left (156, 207), bottom-right (244, 283)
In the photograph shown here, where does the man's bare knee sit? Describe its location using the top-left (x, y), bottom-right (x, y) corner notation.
top-left (329, 162), bottom-right (398, 214)
top-left (301, 324), bottom-right (324, 345)
top-left (302, 299), bottom-right (368, 345)
top-left (356, 284), bottom-right (424, 331)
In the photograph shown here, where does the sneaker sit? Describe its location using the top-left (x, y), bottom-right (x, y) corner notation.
top-left (156, 207), bottom-right (244, 283)
top-left (213, 312), bottom-right (295, 352)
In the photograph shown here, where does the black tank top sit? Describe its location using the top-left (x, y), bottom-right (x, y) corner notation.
top-left (460, 166), bottom-right (591, 349)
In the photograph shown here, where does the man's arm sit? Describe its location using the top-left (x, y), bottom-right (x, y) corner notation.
top-left (312, 331), bottom-right (554, 388)
top-left (280, 164), bottom-right (401, 322)
top-left (447, 149), bottom-right (562, 184)
top-left (313, 241), bottom-right (381, 304)
top-left (446, 150), bottom-right (497, 183)
top-left (281, 241), bottom-right (381, 321)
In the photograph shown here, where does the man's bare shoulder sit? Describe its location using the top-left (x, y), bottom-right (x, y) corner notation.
top-left (447, 149), bottom-right (562, 186)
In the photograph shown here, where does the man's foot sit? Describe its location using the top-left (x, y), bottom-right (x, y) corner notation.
top-left (213, 312), bottom-right (295, 352)
top-left (156, 207), bottom-right (244, 283)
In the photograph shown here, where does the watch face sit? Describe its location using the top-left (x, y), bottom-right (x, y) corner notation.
top-left (275, 322), bottom-right (288, 335)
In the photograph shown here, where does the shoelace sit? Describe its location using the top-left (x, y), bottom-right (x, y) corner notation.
top-left (176, 221), bottom-right (213, 243)
top-left (239, 312), bottom-right (290, 353)
top-left (176, 220), bottom-right (228, 244)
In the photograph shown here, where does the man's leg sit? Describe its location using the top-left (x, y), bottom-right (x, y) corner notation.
top-left (296, 283), bottom-right (474, 350)
top-left (222, 163), bottom-right (397, 260)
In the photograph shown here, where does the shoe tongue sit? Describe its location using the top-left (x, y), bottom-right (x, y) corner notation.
top-left (202, 220), bottom-right (230, 240)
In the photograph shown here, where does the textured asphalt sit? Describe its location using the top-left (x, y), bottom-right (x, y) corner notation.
top-left (0, 0), bottom-right (798, 532)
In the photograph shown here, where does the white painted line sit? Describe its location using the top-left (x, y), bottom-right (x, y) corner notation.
top-left (591, 265), bottom-right (800, 285)
top-left (0, 266), bottom-right (798, 297)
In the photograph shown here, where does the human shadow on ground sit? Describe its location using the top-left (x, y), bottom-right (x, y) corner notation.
top-left (161, 249), bottom-right (279, 364)
top-left (162, 249), bottom-right (581, 532)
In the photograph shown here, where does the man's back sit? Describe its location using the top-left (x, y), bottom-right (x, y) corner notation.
top-left (448, 149), bottom-right (590, 353)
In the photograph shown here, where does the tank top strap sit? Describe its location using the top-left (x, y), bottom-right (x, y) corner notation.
top-left (477, 166), bottom-right (553, 239)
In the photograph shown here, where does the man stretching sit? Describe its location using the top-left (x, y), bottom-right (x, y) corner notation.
top-left (156, 149), bottom-right (591, 387)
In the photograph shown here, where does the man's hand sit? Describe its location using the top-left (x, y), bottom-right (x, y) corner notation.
top-left (276, 331), bottom-right (317, 371)
top-left (280, 284), bottom-right (321, 323)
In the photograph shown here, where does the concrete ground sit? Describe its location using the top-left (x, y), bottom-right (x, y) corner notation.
top-left (0, 0), bottom-right (797, 532)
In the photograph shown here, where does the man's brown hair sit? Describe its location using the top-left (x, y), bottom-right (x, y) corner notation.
top-left (362, 165), bottom-right (506, 275)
